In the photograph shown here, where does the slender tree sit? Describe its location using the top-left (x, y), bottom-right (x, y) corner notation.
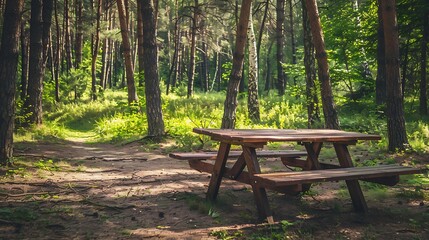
top-left (75, 0), bottom-right (83, 68)
top-left (0, 0), bottom-right (24, 166)
top-left (376, 0), bottom-right (386, 105)
top-left (276, 0), bottom-right (286, 95)
top-left (304, 0), bottom-right (340, 129)
top-left (141, 0), bottom-right (165, 137)
top-left (117, 0), bottom-right (138, 103)
top-left (247, 4), bottom-right (260, 122)
top-left (91, 0), bottom-right (102, 101)
top-left (420, 11), bottom-right (428, 115)
top-left (302, 0), bottom-right (320, 128)
top-left (379, 0), bottom-right (409, 151)
top-left (221, 0), bottom-right (252, 129)
top-left (187, 0), bottom-right (199, 98)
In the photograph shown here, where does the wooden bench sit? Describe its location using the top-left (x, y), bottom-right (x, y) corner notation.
top-left (169, 150), bottom-right (308, 193)
top-left (253, 165), bottom-right (426, 187)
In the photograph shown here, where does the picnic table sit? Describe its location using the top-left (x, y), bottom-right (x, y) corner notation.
top-left (170, 128), bottom-right (425, 223)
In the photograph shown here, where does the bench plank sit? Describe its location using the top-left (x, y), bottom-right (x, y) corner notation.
top-left (169, 150), bottom-right (307, 160)
top-left (254, 165), bottom-right (425, 187)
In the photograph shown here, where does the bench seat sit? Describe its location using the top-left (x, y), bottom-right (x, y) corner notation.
top-left (253, 165), bottom-right (425, 187)
top-left (169, 150), bottom-right (307, 161)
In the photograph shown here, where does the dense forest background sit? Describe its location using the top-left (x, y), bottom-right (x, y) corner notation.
top-left (0, 0), bottom-right (429, 166)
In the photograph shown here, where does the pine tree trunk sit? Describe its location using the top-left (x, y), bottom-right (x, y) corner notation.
top-left (24, 0), bottom-right (53, 126)
top-left (221, 0), bottom-right (252, 129)
top-left (91, 0), bottom-right (102, 101)
top-left (265, 40), bottom-right (274, 91)
top-left (141, 0), bottom-right (165, 138)
top-left (276, 0), bottom-right (286, 95)
top-left (75, 0), bottom-right (83, 68)
top-left (304, 0), bottom-right (340, 129)
top-left (375, 0), bottom-right (386, 105)
top-left (0, 0), bottom-right (23, 166)
top-left (247, 5), bottom-right (260, 122)
top-left (289, 0), bottom-right (297, 87)
top-left (63, 0), bottom-right (72, 72)
top-left (137, 0), bottom-right (145, 87)
top-left (379, 0), bottom-right (409, 151)
top-left (257, 0), bottom-right (269, 58)
top-left (54, 0), bottom-right (61, 102)
top-left (187, 0), bottom-right (198, 98)
top-left (117, 0), bottom-right (138, 103)
top-left (302, 0), bottom-right (320, 128)
top-left (20, 21), bottom-right (29, 100)
top-left (419, 12), bottom-right (428, 115)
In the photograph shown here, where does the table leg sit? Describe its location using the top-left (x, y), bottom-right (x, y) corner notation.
top-left (334, 143), bottom-right (368, 213)
top-left (242, 146), bottom-right (274, 224)
top-left (206, 142), bottom-right (231, 202)
top-left (303, 142), bottom-right (323, 170)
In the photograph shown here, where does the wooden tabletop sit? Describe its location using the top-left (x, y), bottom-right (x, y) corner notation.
top-left (193, 128), bottom-right (381, 143)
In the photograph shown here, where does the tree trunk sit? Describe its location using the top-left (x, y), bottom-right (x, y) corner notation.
top-left (221, 0), bottom-right (252, 129)
top-left (141, 0), bottom-right (165, 138)
top-left (20, 21), bottom-right (29, 100)
top-left (375, 0), bottom-right (386, 105)
top-left (276, 0), bottom-right (286, 95)
top-left (264, 39), bottom-right (274, 91)
top-left (75, 0), bottom-right (83, 68)
top-left (304, 0), bottom-right (340, 130)
top-left (379, 0), bottom-right (409, 151)
top-left (24, 0), bottom-right (53, 126)
top-left (54, 0), bottom-right (61, 102)
top-left (117, 0), bottom-right (138, 103)
top-left (257, 0), bottom-right (269, 58)
top-left (63, 0), bottom-right (72, 71)
top-left (0, 0), bottom-right (23, 166)
top-left (289, 0), bottom-right (297, 87)
top-left (187, 0), bottom-right (198, 98)
top-left (419, 12), bottom-right (428, 115)
top-left (91, 0), bottom-right (102, 101)
top-left (137, 0), bottom-right (145, 87)
top-left (302, 0), bottom-right (320, 128)
top-left (247, 5), bottom-right (260, 122)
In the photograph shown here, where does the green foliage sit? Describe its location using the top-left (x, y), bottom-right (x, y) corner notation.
top-left (34, 159), bottom-right (60, 172)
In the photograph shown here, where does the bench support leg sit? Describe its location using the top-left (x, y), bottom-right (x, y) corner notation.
top-left (242, 146), bottom-right (274, 224)
top-left (334, 143), bottom-right (368, 213)
top-left (206, 142), bottom-right (231, 202)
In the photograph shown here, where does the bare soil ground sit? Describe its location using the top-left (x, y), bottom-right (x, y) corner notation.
top-left (1, 140), bottom-right (428, 239)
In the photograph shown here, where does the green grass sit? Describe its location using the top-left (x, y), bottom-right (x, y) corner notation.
top-left (13, 89), bottom-right (429, 154)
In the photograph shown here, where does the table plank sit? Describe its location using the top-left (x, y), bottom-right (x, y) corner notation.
top-left (193, 128), bottom-right (381, 143)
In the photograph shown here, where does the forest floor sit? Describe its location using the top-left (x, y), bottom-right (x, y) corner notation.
top-left (1, 138), bottom-right (429, 239)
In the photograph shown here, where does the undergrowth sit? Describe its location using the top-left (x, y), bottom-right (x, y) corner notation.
top-left (13, 89), bottom-right (429, 153)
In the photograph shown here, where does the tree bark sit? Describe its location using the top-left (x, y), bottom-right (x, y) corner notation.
top-left (20, 21), bottom-right (29, 100)
top-left (247, 5), bottom-right (260, 122)
top-left (276, 0), bottom-right (286, 95)
top-left (221, 0), bottom-right (252, 129)
top-left (117, 0), bottom-right (138, 103)
top-left (289, 0), bottom-right (297, 87)
top-left (304, 0), bottom-right (340, 129)
top-left (91, 0), bottom-right (102, 101)
top-left (302, 0), bottom-right (320, 128)
top-left (75, 0), bottom-right (83, 68)
top-left (137, 0), bottom-right (145, 87)
top-left (141, 0), bottom-right (165, 138)
top-left (63, 0), bottom-right (72, 71)
top-left (419, 12), bottom-right (428, 115)
top-left (24, 0), bottom-right (53, 126)
top-left (0, 0), bottom-right (23, 166)
top-left (187, 0), bottom-right (198, 98)
top-left (375, 0), bottom-right (386, 105)
top-left (379, 0), bottom-right (409, 151)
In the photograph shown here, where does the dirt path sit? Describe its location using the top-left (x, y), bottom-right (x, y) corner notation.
top-left (1, 140), bottom-right (429, 239)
